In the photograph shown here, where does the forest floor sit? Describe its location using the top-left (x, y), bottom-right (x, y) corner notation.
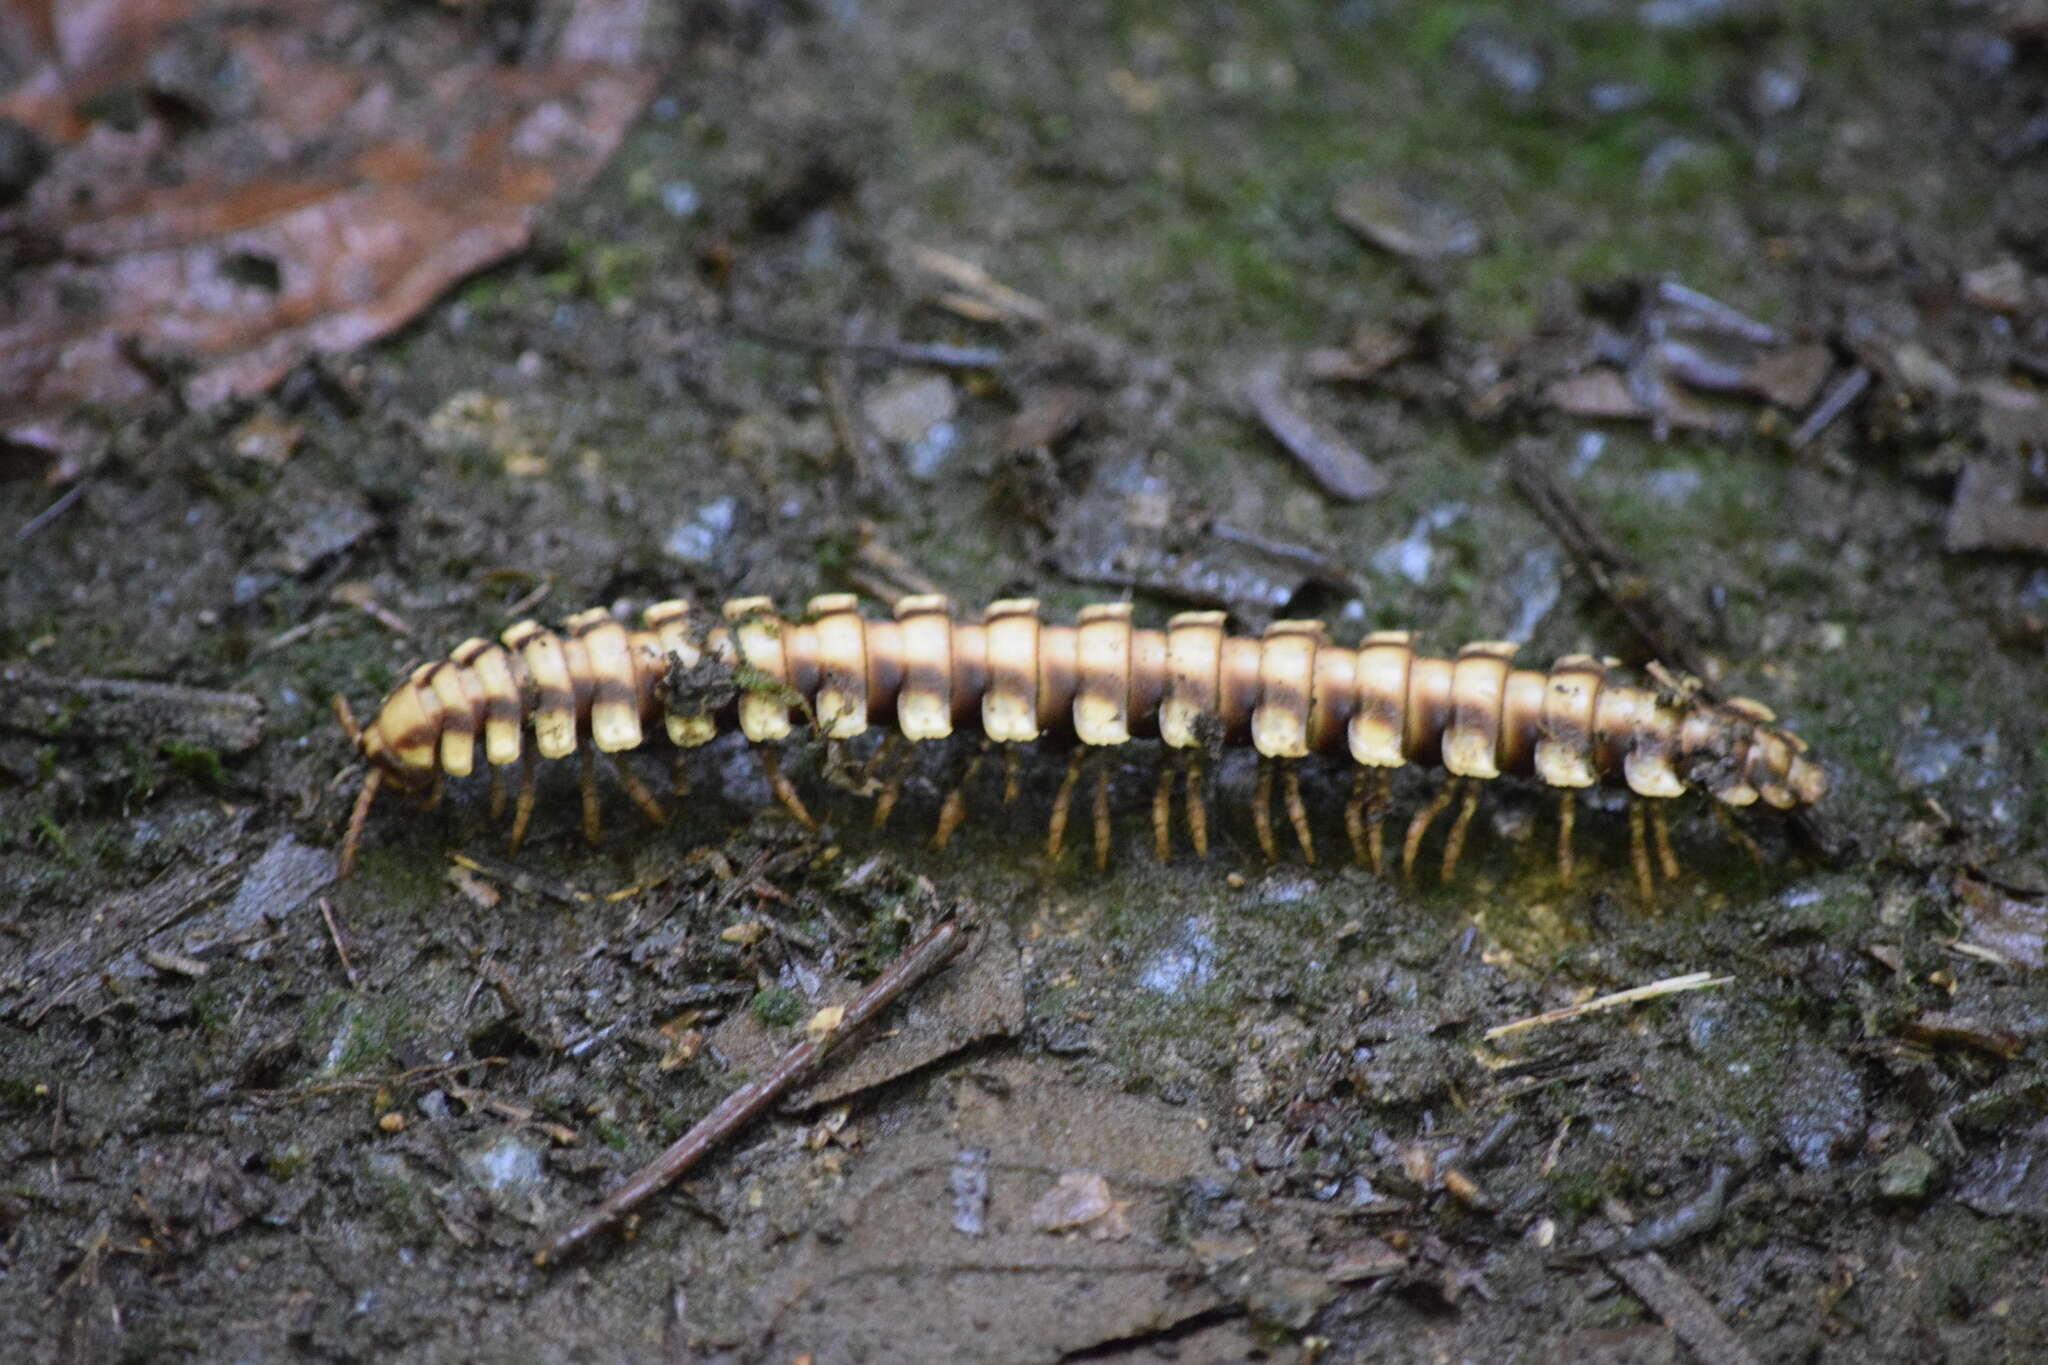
top-left (5, 2), bottom-right (2048, 1361)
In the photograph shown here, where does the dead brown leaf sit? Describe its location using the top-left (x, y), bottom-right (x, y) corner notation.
top-left (0, 0), bottom-right (655, 461)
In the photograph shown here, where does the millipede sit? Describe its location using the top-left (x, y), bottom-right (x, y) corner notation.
top-left (333, 593), bottom-right (1828, 900)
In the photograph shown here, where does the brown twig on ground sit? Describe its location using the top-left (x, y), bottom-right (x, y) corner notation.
top-left (1506, 445), bottom-right (1717, 685)
top-left (842, 522), bottom-right (947, 605)
top-left (1788, 365), bottom-right (1870, 451)
top-left (1604, 1250), bottom-right (1759, 1365)
top-left (534, 911), bottom-right (973, 1266)
top-left (318, 897), bottom-right (360, 990)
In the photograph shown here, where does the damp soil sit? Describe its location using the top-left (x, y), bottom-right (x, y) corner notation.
top-left (5, 3), bottom-right (2048, 1361)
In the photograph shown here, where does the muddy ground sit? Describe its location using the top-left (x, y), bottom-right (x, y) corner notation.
top-left (6, 2), bottom-right (2048, 1361)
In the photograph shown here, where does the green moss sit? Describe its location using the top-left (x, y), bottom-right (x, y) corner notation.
top-left (30, 813), bottom-right (68, 855)
top-left (750, 987), bottom-right (805, 1028)
top-left (159, 740), bottom-right (226, 788)
top-left (298, 989), bottom-right (416, 1079)
top-left (857, 912), bottom-right (912, 976)
top-left (0, 1076), bottom-right (44, 1111)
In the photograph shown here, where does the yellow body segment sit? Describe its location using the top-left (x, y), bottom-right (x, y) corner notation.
top-left (808, 594), bottom-right (870, 739)
top-left (1442, 642), bottom-right (1518, 780)
top-left (896, 596), bottom-right (956, 741)
top-left (982, 599), bottom-right (1042, 743)
top-left (342, 594), bottom-right (1828, 885)
top-left (1251, 620), bottom-right (1323, 759)
top-left (1074, 603), bottom-right (1133, 746)
top-left (1161, 611), bottom-right (1225, 750)
top-left (726, 597), bottom-right (794, 743)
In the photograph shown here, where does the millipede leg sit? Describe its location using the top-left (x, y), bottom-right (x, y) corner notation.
top-left (1440, 780), bottom-right (1480, 884)
top-left (873, 757), bottom-right (906, 830)
top-left (1253, 759), bottom-right (1279, 863)
top-left (1185, 752), bottom-right (1209, 860)
top-left (610, 753), bottom-right (667, 827)
top-left (1402, 779), bottom-right (1458, 883)
top-left (331, 693), bottom-right (363, 746)
top-left (488, 763), bottom-right (507, 822)
top-left (1712, 801), bottom-right (1767, 869)
top-left (1556, 790), bottom-right (1577, 886)
top-left (862, 732), bottom-right (902, 787)
top-left (670, 752), bottom-right (691, 798)
top-left (1345, 769), bottom-right (1369, 867)
top-left (1369, 770), bottom-right (1390, 876)
top-left (757, 747), bottom-right (816, 830)
top-left (339, 768), bottom-right (382, 879)
top-left (1153, 760), bottom-right (1174, 863)
top-left (1002, 745), bottom-right (1021, 805)
top-left (1628, 799), bottom-right (1655, 908)
top-left (1046, 751), bottom-right (1083, 863)
top-left (931, 749), bottom-right (985, 850)
top-left (579, 745), bottom-right (603, 845)
top-left (1091, 755), bottom-right (1112, 872)
top-left (1283, 762), bottom-right (1316, 865)
top-left (423, 767), bottom-right (444, 812)
top-left (509, 749), bottom-right (537, 851)
top-left (871, 736), bottom-right (916, 829)
top-left (1649, 801), bottom-right (1679, 882)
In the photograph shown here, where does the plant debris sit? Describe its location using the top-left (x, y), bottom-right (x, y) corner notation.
top-left (0, 0), bottom-right (655, 454)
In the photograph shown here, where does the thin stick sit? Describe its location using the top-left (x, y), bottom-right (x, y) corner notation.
top-left (534, 913), bottom-right (971, 1266)
top-left (318, 897), bottom-right (360, 989)
top-left (1484, 971), bottom-right (1730, 1041)
top-left (1788, 365), bottom-right (1870, 452)
top-left (1508, 446), bottom-right (1716, 689)
top-left (14, 481), bottom-right (88, 542)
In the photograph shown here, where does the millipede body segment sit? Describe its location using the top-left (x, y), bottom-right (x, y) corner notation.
top-left (337, 594), bottom-right (1827, 889)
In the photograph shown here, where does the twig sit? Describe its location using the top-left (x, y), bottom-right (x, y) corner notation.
top-left (732, 322), bottom-right (1007, 371)
top-left (448, 851), bottom-right (591, 907)
top-left (318, 897), bottom-right (360, 989)
top-left (329, 583), bottom-right (416, 638)
top-left (1604, 1250), bottom-right (1758, 1365)
top-left (534, 911), bottom-right (971, 1265)
top-left (14, 482), bottom-right (87, 541)
top-left (901, 244), bottom-right (1053, 326)
top-left (1787, 365), bottom-right (1869, 451)
top-left (1484, 971), bottom-right (1730, 1041)
top-left (1507, 446), bottom-right (1717, 684)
